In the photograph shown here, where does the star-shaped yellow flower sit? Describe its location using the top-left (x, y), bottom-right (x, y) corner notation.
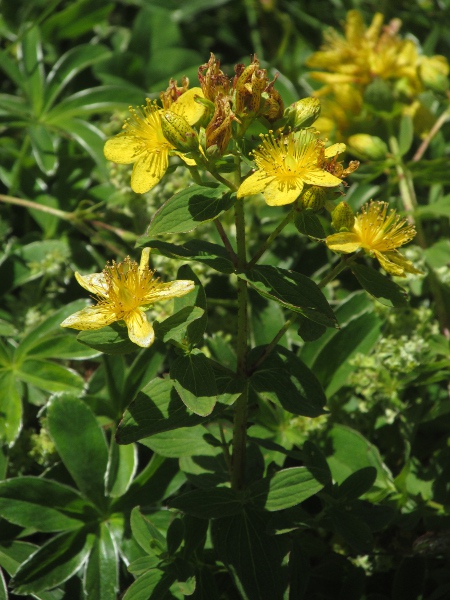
top-left (104, 88), bottom-right (205, 194)
top-left (326, 201), bottom-right (421, 277)
top-left (61, 249), bottom-right (194, 348)
top-left (237, 130), bottom-right (346, 206)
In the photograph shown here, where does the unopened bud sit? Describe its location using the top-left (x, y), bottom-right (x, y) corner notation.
top-left (419, 55), bottom-right (449, 93)
top-left (332, 202), bottom-right (355, 232)
top-left (301, 186), bottom-right (327, 211)
top-left (347, 134), bottom-right (388, 161)
top-left (160, 111), bottom-right (199, 153)
top-left (285, 97), bottom-right (321, 129)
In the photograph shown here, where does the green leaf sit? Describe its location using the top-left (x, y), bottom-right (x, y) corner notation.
top-left (329, 507), bottom-right (373, 553)
top-left (17, 359), bottom-right (84, 394)
top-left (27, 332), bottom-right (100, 360)
top-left (136, 239), bottom-right (234, 274)
top-left (28, 125), bottom-right (58, 176)
top-left (148, 184), bottom-right (234, 235)
top-left (296, 315), bottom-right (327, 342)
top-left (0, 50), bottom-right (25, 89)
top-left (249, 467), bottom-right (323, 511)
top-left (337, 467), bottom-right (378, 501)
top-left (105, 440), bottom-right (137, 498)
top-left (250, 346), bottom-right (327, 417)
top-left (170, 351), bottom-right (218, 416)
top-left (130, 506), bottom-right (166, 555)
top-left (10, 529), bottom-right (93, 595)
top-left (46, 86), bottom-right (142, 122)
top-left (326, 425), bottom-right (395, 498)
top-left (351, 263), bottom-right (408, 307)
top-left (250, 290), bottom-right (287, 348)
top-left (47, 395), bottom-right (109, 509)
top-left (44, 44), bottom-right (112, 111)
top-left (127, 556), bottom-right (160, 577)
top-left (0, 477), bottom-right (96, 532)
top-left (116, 378), bottom-right (210, 444)
top-left (16, 300), bottom-right (89, 361)
top-left (77, 323), bottom-right (140, 355)
top-left (0, 541), bottom-right (37, 576)
top-left (294, 210), bottom-right (326, 238)
top-left (84, 523), bottom-right (118, 600)
top-left (56, 118), bottom-right (107, 174)
top-left (211, 506), bottom-right (288, 600)
top-left (122, 568), bottom-right (171, 600)
top-left (302, 440), bottom-right (333, 487)
top-left (0, 569), bottom-right (6, 600)
top-left (139, 424), bottom-right (217, 458)
top-left (309, 310), bottom-right (382, 397)
top-left (415, 195), bottom-right (450, 219)
top-left (20, 26), bottom-right (45, 115)
top-left (154, 306), bottom-right (204, 344)
top-left (398, 115), bottom-right (414, 156)
top-left (42, 1), bottom-right (114, 40)
top-left (172, 265), bottom-right (207, 347)
top-left (169, 488), bottom-right (242, 519)
top-left (0, 370), bottom-right (22, 446)
top-left (240, 265), bottom-right (337, 327)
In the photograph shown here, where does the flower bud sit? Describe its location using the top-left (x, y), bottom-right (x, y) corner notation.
top-left (160, 77), bottom-right (190, 109)
top-left (331, 202), bottom-right (355, 232)
top-left (301, 186), bottom-right (327, 211)
top-left (419, 55), bottom-right (449, 93)
top-left (347, 134), bottom-right (388, 161)
top-left (160, 110), bottom-right (199, 153)
top-left (285, 97), bottom-right (321, 129)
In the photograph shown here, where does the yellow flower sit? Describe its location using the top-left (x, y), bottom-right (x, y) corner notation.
top-left (326, 201), bottom-right (421, 277)
top-left (104, 88), bottom-right (205, 194)
top-left (237, 130), bottom-right (346, 206)
top-left (60, 249), bottom-right (194, 348)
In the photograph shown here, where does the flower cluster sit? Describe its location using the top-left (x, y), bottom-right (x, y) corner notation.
top-left (307, 10), bottom-right (449, 140)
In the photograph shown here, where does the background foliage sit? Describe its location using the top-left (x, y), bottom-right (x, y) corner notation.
top-left (1, 0), bottom-right (450, 599)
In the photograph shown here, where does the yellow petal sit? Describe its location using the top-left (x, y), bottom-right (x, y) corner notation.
top-left (326, 232), bottom-right (361, 253)
top-left (104, 135), bottom-right (144, 164)
top-left (345, 10), bottom-right (366, 45)
top-left (144, 280), bottom-right (195, 304)
top-left (375, 250), bottom-right (422, 277)
top-left (139, 248), bottom-right (151, 274)
top-left (124, 310), bottom-right (155, 348)
top-left (171, 87), bottom-right (205, 126)
top-left (303, 169), bottom-right (343, 187)
top-left (131, 150), bottom-right (169, 194)
top-left (237, 171), bottom-right (271, 199)
top-left (75, 272), bottom-right (108, 297)
top-left (325, 143), bottom-right (346, 158)
top-left (264, 179), bottom-right (304, 206)
top-left (60, 306), bottom-right (115, 330)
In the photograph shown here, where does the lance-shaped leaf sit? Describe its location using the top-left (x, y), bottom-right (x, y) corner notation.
top-left (239, 265), bottom-right (337, 327)
top-left (0, 478), bottom-right (97, 532)
top-left (116, 378), bottom-right (207, 445)
top-left (170, 350), bottom-right (218, 417)
top-left (211, 506), bottom-right (289, 600)
top-left (136, 240), bottom-right (234, 274)
top-left (0, 370), bottom-right (22, 446)
top-left (84, 523), bottom-right (119, 600)
top-left (351, 263), bottom-right (408, 307)
top-left (169, 488), bottom-right (243, 519)
top-left (147, 184), bottom-right (234, 235)
top-left (47, 395), bottom-right (109, 510)
top-left (250, 346), bottom-right (327, 417)
top-left (77, 323), bottom-right (140, 355)
top-left (172, 264), bottom-right (207, 347)
top-left (10, 529), bottom-right (94, 595)
top-left (249, 467), bottom-right (323, 511)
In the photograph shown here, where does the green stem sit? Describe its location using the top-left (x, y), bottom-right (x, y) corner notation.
top-left (390, 137), bottom-right (450, 334)
top-left (210, 170), bottom-right (239, 193)
top-left (231, 197), bottom-right (249, 491)
top-left (317, 257), bottom-right (349, 289)
top-left (9, 135), bottom-right (31, 197)
top-left (215, 219), bottom-right (238, 266)
top-left (247, 207), bottom-right (295, 269)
